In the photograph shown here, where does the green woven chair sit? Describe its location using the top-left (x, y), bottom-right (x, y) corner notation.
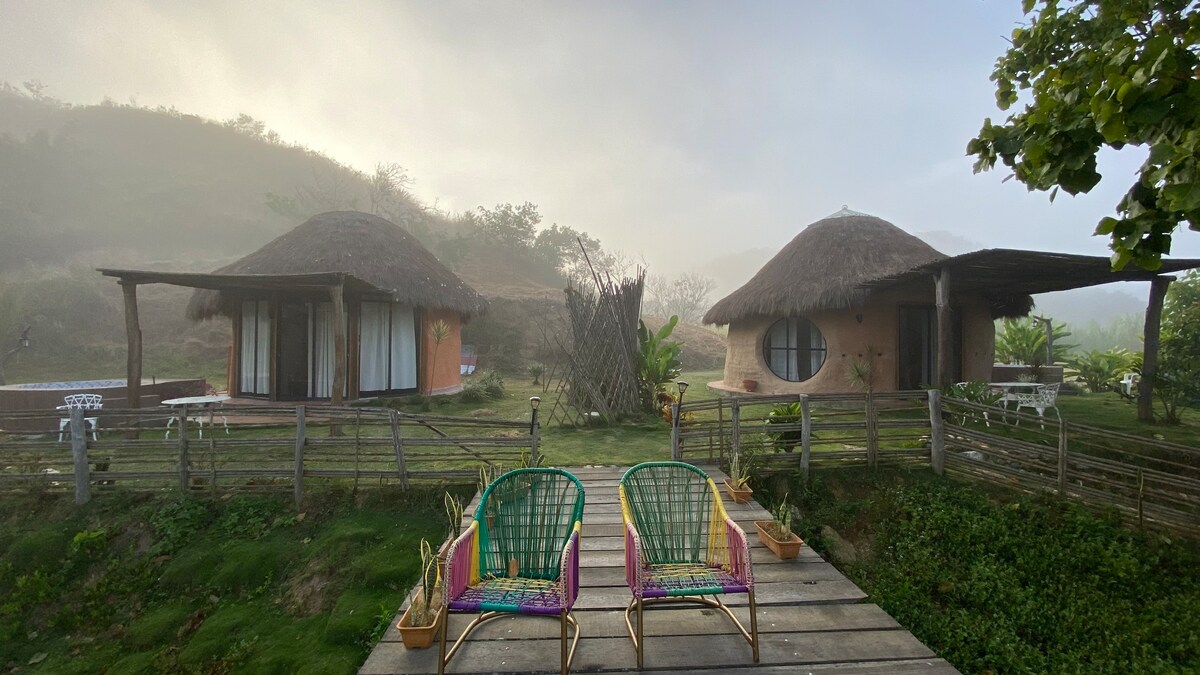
top-left (441, 468), bottom-right (585, 674)
top-left (620, 461), bottom-right (758, 668)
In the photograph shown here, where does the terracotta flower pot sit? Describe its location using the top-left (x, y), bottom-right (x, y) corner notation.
top-left (397, 604), bottom-right (444, 649)
top-left (723, 479), bottom-right (753, 504)
top-left (754, 520), bottom-right (803, 560)
top-left (742, 379), bottom-right (758, 392)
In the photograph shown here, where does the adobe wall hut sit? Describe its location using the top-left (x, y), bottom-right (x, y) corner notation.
top-left (704, 208), bottom-right (1200, 415)
top-left (704, 209), bottom-right (1022, 395)
top-left (101, 211), bottom-right (486, 405)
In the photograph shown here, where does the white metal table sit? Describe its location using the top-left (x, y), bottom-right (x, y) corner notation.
top-left (162, 395), bottom-right (231, 439)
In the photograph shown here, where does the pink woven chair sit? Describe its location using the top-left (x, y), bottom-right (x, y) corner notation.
top-left (440, 468), bottom-right (584, 674)
top-left (620, 461), bottom-right (758, 668)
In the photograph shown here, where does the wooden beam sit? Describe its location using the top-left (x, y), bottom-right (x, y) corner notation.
top-left (330, 278), bottom-right (347, 406)
top-left (935, 268), bottom-right (953, 388)
top-left (121, 281), bottom-right (143, 410)
top-left (1139, 276), bottom-right (1173, 422)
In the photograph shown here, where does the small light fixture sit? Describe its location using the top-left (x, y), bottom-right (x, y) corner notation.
top-left (18, 325), bottom-right (30, 349)
top-left (530, 396), bottom-right (541, 411)
top-left (677, 381), bottom-right (689, 397)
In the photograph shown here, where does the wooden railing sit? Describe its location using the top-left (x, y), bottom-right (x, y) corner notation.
top-left (676, 391), bottom-right (1200, 535)
top-left (0, 405), bottom-right (536, 507)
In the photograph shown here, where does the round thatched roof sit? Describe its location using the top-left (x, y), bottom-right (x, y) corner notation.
top-left (187, 211), bottom-right (486, 320)
top-left (703, 209), bottom-right (946, 325)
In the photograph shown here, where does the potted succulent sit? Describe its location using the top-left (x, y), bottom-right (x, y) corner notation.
top-left (439, 492), bottom-right (464, 571)
top-left (723, 452), bottom-right (753, 504)
top-left (755, 495), bottom-right (803, 559)
top-left (397, 538), bottom-right (444, 649)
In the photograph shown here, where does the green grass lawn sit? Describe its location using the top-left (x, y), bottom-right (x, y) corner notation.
top-left (0, 487), bottom-right (463, 674)
top-left (3, 372), bottom-right (1199, 674)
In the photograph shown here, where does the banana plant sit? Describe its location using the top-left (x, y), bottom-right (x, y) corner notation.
top-left (637, 316), bottom-right (683, 412)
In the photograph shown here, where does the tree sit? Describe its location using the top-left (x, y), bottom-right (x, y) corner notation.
top-left (967, 0), bottom-right (1200, 270)
top-left (469, 202), bottom-right (541, 250)
top-left (1156, 270), bottom-right (1200, 422)
top-left (644, 272), bottom-right (717, 324)
top-left (995, 317), bottom-right (1077, 366)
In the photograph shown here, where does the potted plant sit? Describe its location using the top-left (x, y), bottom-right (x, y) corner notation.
top-left (439, 492), bottom-right (464, 566)
top-left (723, 451), bottom-right (753, 504)
top-left (755, 495), bottom-right (803, 559)
top-left (397, 538), bottom-right (443, 649)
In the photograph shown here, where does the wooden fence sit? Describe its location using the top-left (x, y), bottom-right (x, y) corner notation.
top-left (0, 404), bottom-right (536, 507)
top-left (675, 391), bottom-right (1200, 535)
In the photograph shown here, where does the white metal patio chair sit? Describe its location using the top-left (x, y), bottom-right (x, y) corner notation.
top-left (1014, 383), bottom-right (1059, 428)
top-left (57, 393), bottom-right (103, 442)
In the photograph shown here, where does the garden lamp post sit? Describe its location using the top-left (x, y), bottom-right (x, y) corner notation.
top-left (529, 396), bottom-right (541, 465)
top-left (0, 325), bottom-right (31, 386)
top-left (671, 381), bottom-right (688, 460)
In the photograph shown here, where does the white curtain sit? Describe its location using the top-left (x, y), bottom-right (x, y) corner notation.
top-left (359, 302), bottom-right (417, 392)
top-left (309, 303), bottom-right (335, 398)
top-left (390, 305), bottom-right (417, 390)
top-left (808, 322), bottom-right (825, 375)
top-left (240, 300), bottom-right (271, 395)
top-left (359, 302), bottom-right (389, 392)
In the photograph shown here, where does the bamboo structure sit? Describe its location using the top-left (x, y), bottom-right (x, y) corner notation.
top-left (546, 262), bottom-right (644, 426)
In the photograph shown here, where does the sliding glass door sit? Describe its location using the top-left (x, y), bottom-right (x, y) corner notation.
top-left (359, 302), bottom-right (417, 394)
top-left (239, 300), bottom-right (271, 396)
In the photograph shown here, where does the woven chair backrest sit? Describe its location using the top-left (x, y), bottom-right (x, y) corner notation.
top-left (475, 468), bottom-right (584, 580)
top-left (621, 462), bottom-right (714, 565)
top-left (63, 394), bottom-right (103, 410)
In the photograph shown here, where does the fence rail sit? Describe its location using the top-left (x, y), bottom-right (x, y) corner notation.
top-left (0, 404), bottom-right (537, 507)
top-left (675, 390), bottom-right (1200, 536)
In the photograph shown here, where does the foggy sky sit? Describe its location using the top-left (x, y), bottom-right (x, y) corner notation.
top-left (4, 0), bottom-right (1199, 280)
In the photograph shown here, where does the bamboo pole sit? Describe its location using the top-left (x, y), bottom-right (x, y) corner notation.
top-left (928, 390), bottom-right (945, 475)
top-left (294, 406), bottom-right (306, 509)
top-left (800, 395), bottom-right (812, 478)
top-left (935, 268), bottom-right (953, 388)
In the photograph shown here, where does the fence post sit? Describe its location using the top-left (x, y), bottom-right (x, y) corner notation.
top-left (800, 395), bottom-right (812, 478)
top-left (70, 408), bottom-right (90, 505)
top-left (730, 398), bottom-right (741, 463)
top-left (177, 404), bottom-right (189, 493)
top-left (390, 410), bottom-right (410, 489)
top-left (865, 392), bottom-right (878, 470)
top-left (1057, 418), bottom-right (1068, 495)
top-left (928, 390), bottom-right (945, 475)
top-left (716, 398), bottom-right (726, 461)
top-left (294, 406), bottom-right (306, 510)
top-left (670, 401), bottom-right (681, 461)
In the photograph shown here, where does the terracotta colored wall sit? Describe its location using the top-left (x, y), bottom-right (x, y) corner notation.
top-left (718, 284), bottom-right (996, 394)
top-left (420, 309), bottom-right (463, 395)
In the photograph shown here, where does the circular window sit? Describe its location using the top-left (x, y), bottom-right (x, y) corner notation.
top-left (763, 317), bottom-right (827, 382)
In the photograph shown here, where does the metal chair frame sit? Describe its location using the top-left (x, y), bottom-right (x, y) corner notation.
top-left (439, 468), bottom-right (585, 675)
top-left (619, 461), bottom-right (758, 669)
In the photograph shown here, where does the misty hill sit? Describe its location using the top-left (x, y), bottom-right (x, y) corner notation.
top-left (0, 86), bottom-right (453, 271)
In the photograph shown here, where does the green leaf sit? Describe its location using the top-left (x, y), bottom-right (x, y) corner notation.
top-left (1163, 183), bottom-right (1200, 212)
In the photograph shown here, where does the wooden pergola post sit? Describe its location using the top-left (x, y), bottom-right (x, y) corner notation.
top-left (1139, 276), bottom-right (1173, 422)
top-left (330, 277), bottom-right (347, 407)
top-left (120, 281), bottom-right (143, 410)
top-left (935, 267), bottom-right (953, 388)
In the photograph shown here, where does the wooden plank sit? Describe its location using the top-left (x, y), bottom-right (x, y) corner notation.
top-left (360, 630), bottom-right (938, 674)
top-left (330, 279), bottom-right (347, 407)
top-left (381, 604), bottom-right (902, 643)
top-left (121, 281), bottom-right (143, 414)
top-left (573, 579), bottom-right (866, 609)
top-left (578, 560), bottom-right (848, 587)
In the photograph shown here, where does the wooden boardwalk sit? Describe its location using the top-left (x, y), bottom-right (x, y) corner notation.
top-left (360, 466), bottom-right (958, 674)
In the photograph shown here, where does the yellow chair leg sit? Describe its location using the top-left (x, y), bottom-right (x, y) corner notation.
top-left (437, 608), bottom-right (448, 675)
top-left (636, 597), bottom-right (644, 669)
top-left (749, 589), bottom-right (760, 663)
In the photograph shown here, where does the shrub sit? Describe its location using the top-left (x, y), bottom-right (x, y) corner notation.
top-left (479, 370), bottom-right (505, 399)
top-left (458, 381), bottom-right (488, 403)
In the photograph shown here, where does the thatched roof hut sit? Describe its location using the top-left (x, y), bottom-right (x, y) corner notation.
top-left (187, 211), bottom-right (486, 320)
top-left (703, 210), bottom-right (946, 325)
